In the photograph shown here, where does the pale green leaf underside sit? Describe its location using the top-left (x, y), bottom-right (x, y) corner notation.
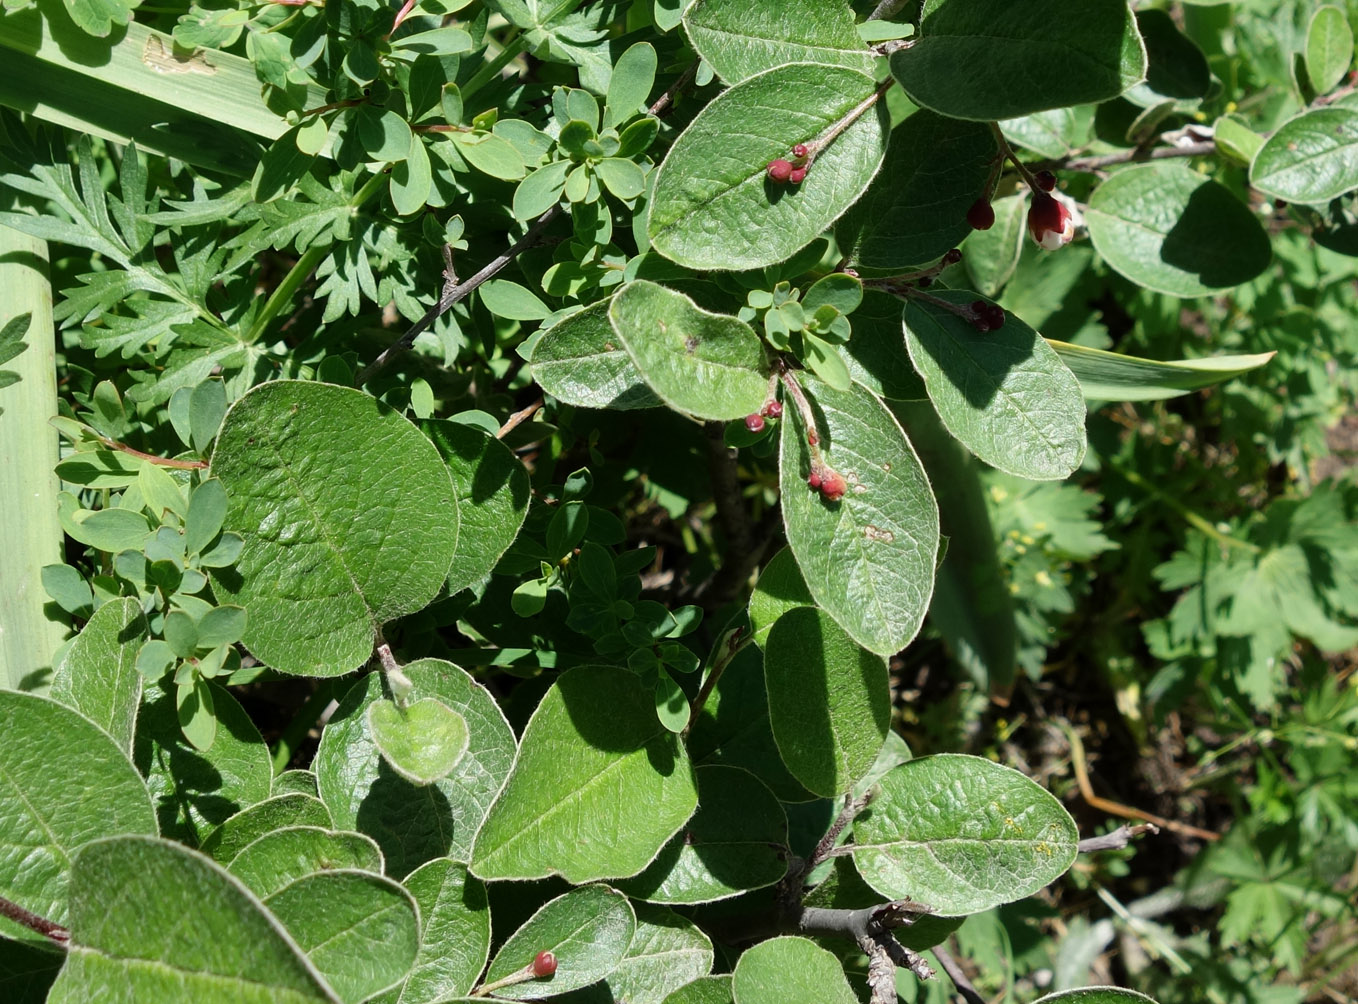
top-left (1049, 340), bottom-right (1275, 401)
top-left (1250, 106), bottom-right (1358, 203)
top-left (764, 608), bottom-right (889, 797)
top-left (471, 665), bottom-right (698, 882)
top-left (48, 836), bottom-right (339, 1004)
top-left (889, 0), bottom-right (1147, 121)
top-left (853, 754), bottom-right (1078, 916)
top-left (0, 692), bottom-right (156, 929)
top-left (904, 292), bottom-right (1087, 481)
top-left (530, 299), bottom-right (662, 410)
top-left (1085, 162), bottom-right (1272, 297)
top-left (731, 936), bottom-right (857, 1004)
top-left (648, 63), bottom-right (888, 271)
top-left (610, 280), bottom-right (768, 421)
top-left (681, 0), bottom-right (875, 85)
top-left (314, 660), bottom-right (517, 877)
top-left (210, 381), bottom-right (457, 677)
top-left (1031, 990), bottom-right (1160, 1004)
top-left (779, 377), bottom-right (940, 657)
top-left (49, 596), bottom-right (145, 754)
top-left (368, 698), bottom-right (470, 786)
top-left (484, 884), bottom-right (635, 999)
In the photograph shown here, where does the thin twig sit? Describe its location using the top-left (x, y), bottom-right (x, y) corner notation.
top-left (703, 418), bottom-right (752, 555)
top-left (1078, 823), bottom-right (1160, 854)
top-left (0, 896), bottom-right (69, 946)
top-left (932, 943), bottom-right (986, 1004)
top-left (868, 0), bottom-right (910, 21)
top-left (97, 436), bottom-right (207, 469)
top-left (1053, 141), bottom-right (1216, 174)
top-left (682, 622), bottom-right (752, 736)
top-left (497, 396), bottom-right (544, 440)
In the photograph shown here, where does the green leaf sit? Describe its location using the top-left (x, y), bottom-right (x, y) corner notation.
top-left (314, 660), bottom-right (517, 876)
top-left (616, 765), bottom-right (787, 904)
top-left (841, 292), bottom-right (926, 402)
top-left (200, 794), bottom-right (334, 863)
top-left (748, 547), bottom-right (815, 650)
top-left (383, 858), bottom-right (489, 1004)
top-left (1030, 990), bottom-right (1159, 1004)
top-left (963, 194), bottom-right (1027, 297)
top-left (779, 376), bottom-right (940, 657)
top-left (609, 280), bottom-right (768, 421)
top-left (664, 976), bottom-right (733, 1004)
top-left (391, 135), bottom-right (433, 216)
top-left (904, 291), bottom-right (1087, 481)
top-left (48, 836), bottom-right (339, 1004)
top-left (648, 64), bottom-right (889, 271)
top-left (530, 299), bottom-right (662, 411)
top-left (177, 673), bottom-right (218, 751)
top-left (357, 107), bottom-right (414, 163)
top-left (211, 382), bottom-right (458, 677)
top-left (49, 596), bottom-right (145, 754)
top-left (1048, 340), bottom-right (1275, 402)
top-left (1306, 6), bottom-right (1354, 96)
top-left (1124, 9), bottom-right (1211, 107)
top-left (1085, 163), bottom-right (1272, 296)
top-left (852, 754), bottom-right (1078, 916)
top-left (605, 41), bottom-right (658, 128)
top-left (471, 665), bottom-right (698, 882)
top-left (566, 903), bottom-right (715, 1004)
top-left (730, 936), bottom-right (857, 1004)
top-left (681, 0), bottom-right (875, 84)
top-left (134, 682), bottom-right (273, 844)
top-left (0, 692), bottom-right (156, 929)
top-left (889, 0), bottom-right (1147, 121)
top-left (65, 0), bottom-right (137, 39)
top-left (837, 111), bottom-right (997, 270)
top-left (481, 279), bottom-right (552, 320)
top-left (484, 885), bottom-right (635, 999)
top-left (596, 157), bottom-right (647, 200)
top-left (764, 607), bottom-right (889, 797)
top-left (420, 420), bottom-right (531, 591)
top-left (189, 378), bottom-right (228, 455)
top-left (227, 827), bottom-right (384, 899)
top-left (1250, 107), bottom-right (1358, 203)
top-left (514, 161), bottom-right (571, 220)
top-left (264, 871), bottom-right (420, 1004)
top-left (1213, 114), bottom-right (1265, 165)
top-left (452, 133), bottom-right (526, 181)
top-left (367, 698), bottom-right (470, 786)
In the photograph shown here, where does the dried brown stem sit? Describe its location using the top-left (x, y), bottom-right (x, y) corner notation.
top-left (0, 896), bottom-right (69, 946)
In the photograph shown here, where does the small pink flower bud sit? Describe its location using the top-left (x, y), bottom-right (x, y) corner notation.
top-left (788, 166), bottom-right (807, 185)
top-left (744, 413), bottom-right (765, 433)
top-left (819, 471), bottom-right (847, 502)
top-left (1027, 191), bottom-right (1074, 251)
top-left (766, 159), bottom-right (793, 183)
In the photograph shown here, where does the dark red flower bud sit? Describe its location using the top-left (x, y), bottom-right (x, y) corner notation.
top-left (766, 159), bottom-right (793, 183)
top-left (533, 952), bottom-right (557, 978)
top-left (763, 400), bottom-right (783, 419)
top-left (966, 198), bottom-right (995, 231)
top-left (788, 166), bottom-right (807, 184)
top-left (943, 248), bottom-right (962, 265)
top-left (792, 143), bottom-right (808, 159)
top-left (1034, 170), bottom-right (1057, 192)
top-left (807, 471), bottom-right (823, 490)
top-left (744, 413), bottom-right (765, 433)
top-left (820, 471), bottom-right (847, 501)
top-left (1027, 191), bottom-right (1074, 250)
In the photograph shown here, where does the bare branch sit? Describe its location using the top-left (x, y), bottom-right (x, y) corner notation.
top-left (1078, 823), bottom-right (1160, 854)
top-left (1054, 141), bottom-right (1216, 174)
top-left (932, 943), bottom-right (986, 1004)
top-left (0, 895), bottom-right (69, 946)
top-left (497, 396), bottom-right (544, 440)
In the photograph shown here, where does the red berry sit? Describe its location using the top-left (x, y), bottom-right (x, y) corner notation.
top-left (970, 299), bottom-right (989, 314)
top-left (807, 471), bottom-right (823, 490)
top-left (788, 167), bottom-right (807, 184)
top-left (792, 143), bottom-right (808, 158)
top-left (533, 951), bottom-right (557, 978)
top-left (820, 471), bottom-right (847, 501)
top-left (943, 248), bottom-right (962, 265)
top-left (807, 430), bottom-right (818, 446)
top-left (764, 400), bottom-right (783, 419)
top-left (767, 159), bottom-right (793, 183)
top-left (744, 413), bottom-right (765, 433)
top-left (966, 198), bottom-right (995, 231)
top-left (1035, 170), bottom-right (1056, 192)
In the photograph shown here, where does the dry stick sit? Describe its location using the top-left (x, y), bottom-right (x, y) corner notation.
top-left (496, 396), bottom-right (544, 440)
top-left (702, 418), bottom-right (752, 556)
top-left (0, 895), bottom-right (69, 946)
top-left (1078, 822), bottom-right (1160, 854)
top-left (98, 435), bottom-right (207, 470)
top-left (932, 943), bottom-right (987, 1004)
top-left (1064, 723), bottom-right (1220, 843)
top-left (1051, 140), bottom-right (1216, 175)
top-left (356, 62), bottom-right (699, 387)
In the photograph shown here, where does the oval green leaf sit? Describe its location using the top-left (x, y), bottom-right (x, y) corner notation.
top-left (836, 110), bottom-right (997, 270)
top-left (530, 299), bottom-right (663, 411)
top-left (199, 793), bottom-right (334, 863)
top-left (470, 665), bottom-right (699, 882)
top-left (0, 692), bottom-right (156, 929)
top-left (227, 827), bottom-right (384, 900)
top-left (264, 870), bottom-right (419, 1004)
top-left (1086, 163), bottom-right (1272, 296)
top-left (681, 0), bottom-right (875, 85)
top-left (616, 765), bottom-right (788, 904)
top-left (210, 381), bottom-right (458, 677)
top-left (609, 281), bottom-right (768, 420)
top-left (49, 835), bottom-right (339, 1004)
top-left (904, 291), bottom-right (1087, 481)
top-left (386, 858), bottom-right (490, 1004)
top-left (888, 0), bottom-right (1146, 121)
top-left (852, 753), bottom-right (1078, 916)
top-left (314, 659), bottom-right (517, 877)
top-left (368, 697), bottom-right (470, 786)
top-left (779, 376), bottom-right (940, 657)
top-left (765, 608), bottom-right (890, 797)
top-left (1032, 990), bottom-right (1159, 1004)
top-left (648, 63), bottom-right (889, 270)
top-left (49, 596), bottom-right (145, 754)
top-left (731, 936), bottom-right (857, 1004)
top-left (1251, 107), bottom-right (1358, 203)
top-left (1048, 340), bottom-right (1275, 402)
top-left (1306, 5), bottom-right (1354, 97)
top-left (584, 903), bottom-right (715, 1004)
top-left (483, 885), bottom-right (635, 999)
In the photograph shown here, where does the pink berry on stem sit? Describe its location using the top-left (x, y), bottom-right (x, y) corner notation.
top-left (807, 471), bottom-right (823, 490)
top-left (820, 471), bottom-right (847, 502)
top-left (788, 166), bottom-right (807, 185)
top-left (764, 400), bottom-right (783, 419)
top-left (792, 143), bottom-right (808, 159)
top-left (766, 159), bottom-right (793, 183)
top-left (745, 413), bottom-right (765, 433)
top-left (533, 952), bottom-right (558, 978)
